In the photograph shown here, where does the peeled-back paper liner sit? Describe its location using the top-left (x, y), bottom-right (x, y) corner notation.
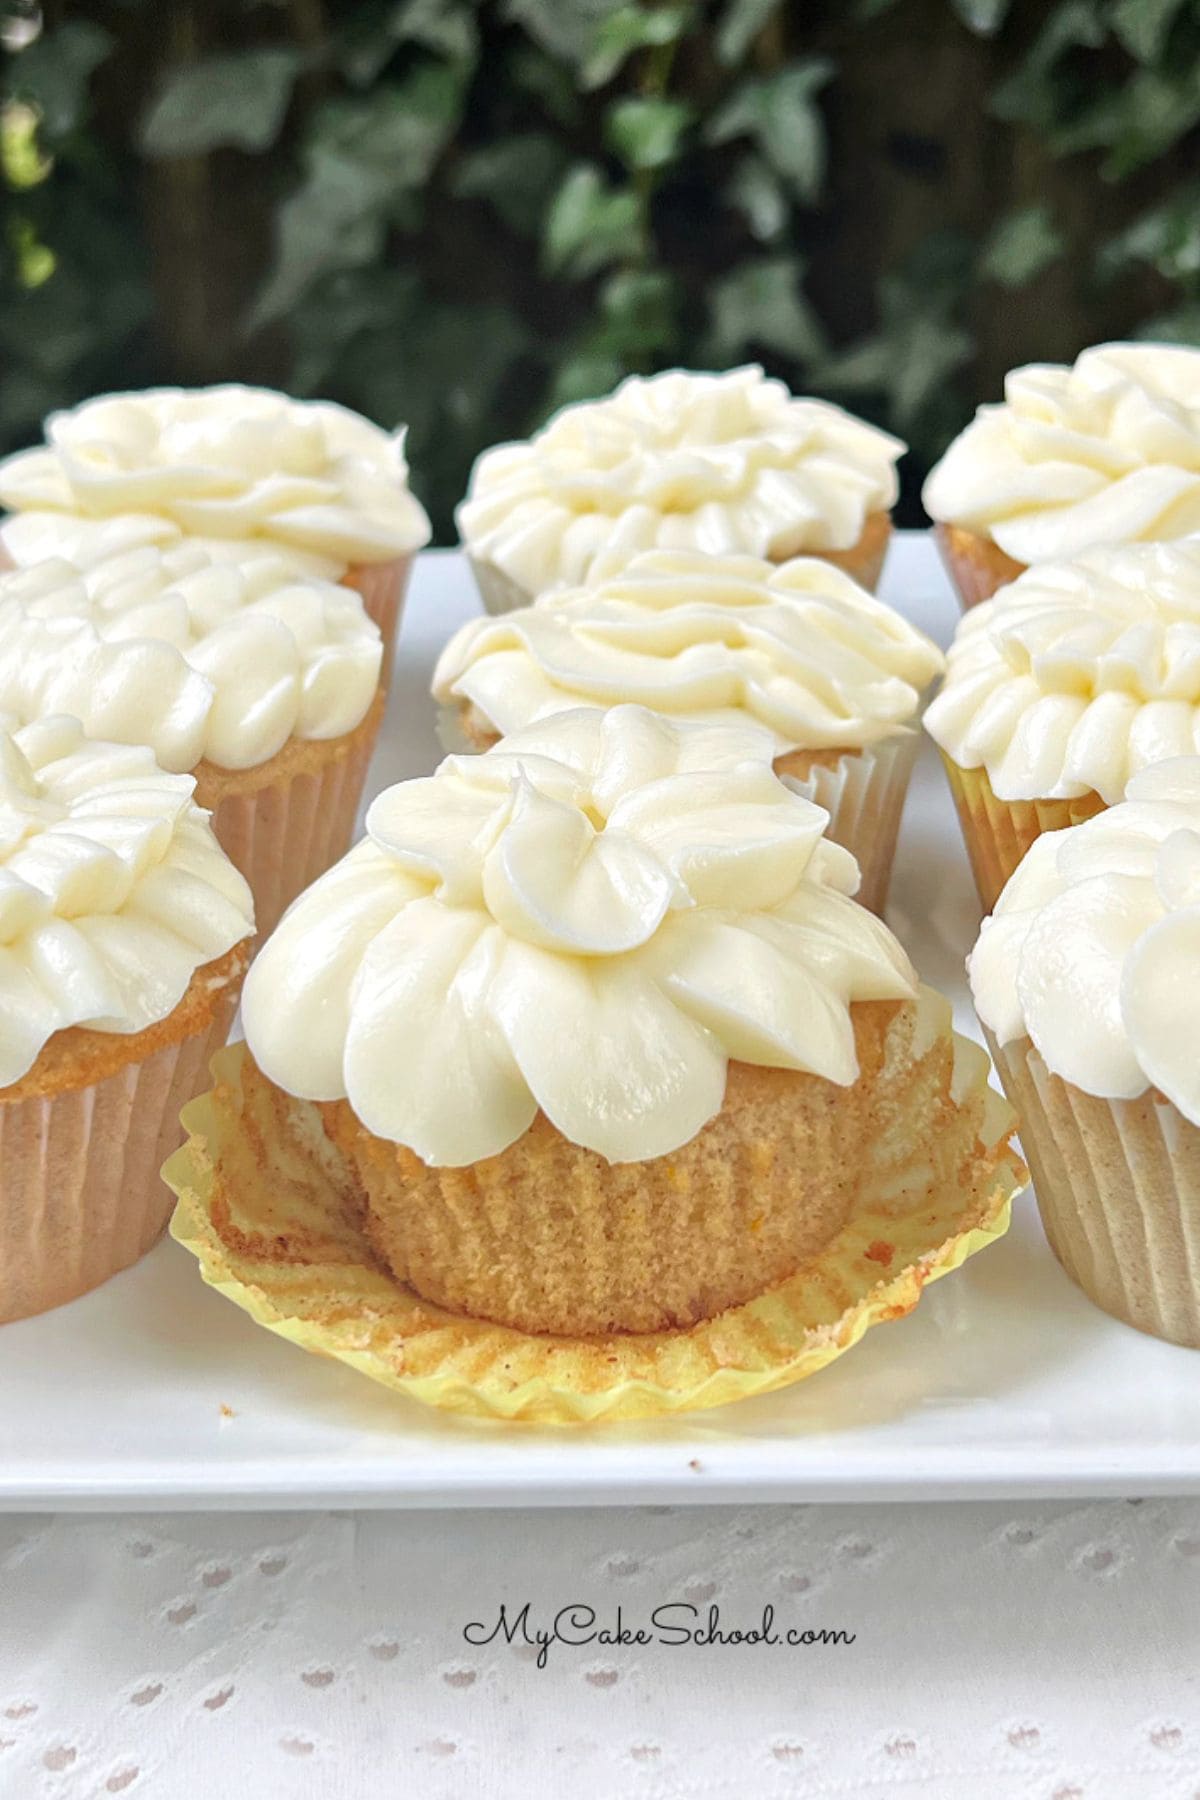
top-left (341, 553), bottom-right (415, 684)
top-left (989, 1035), bottom-right (1200, 1349)
top-left (939, 753), bottom-right (1108, 914)
top-left (934, 522), bottom-right (1025, 612)
top-left (0, 987), bottom-right (239, 1324)
top-left (165, 1020), bottom-right (1025, 1425)
top-left (779, 734), bottom-right (920, 916)
top-left (202, 701), bottom-right (383, 944)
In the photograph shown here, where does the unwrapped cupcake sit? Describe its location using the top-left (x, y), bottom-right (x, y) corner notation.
top-left (0, 714), bottom-right (254, 1322)
top-left (457, 366), bottom-right (904, 613)
top-left (165, 706), bottom-right (1024, 1422)
top-left (924, 540), bottom-right (1200, 910)
top-left (0, 545), bottom-right (384, 936)
top-left (971, 758), bottom-right (1200, 1348)
top-left (433, 549), bottom-right (943, 912)
top-left (924, 342), bottom-right (1200, 608)
top-left (0, 384), bottom-right (431, 674)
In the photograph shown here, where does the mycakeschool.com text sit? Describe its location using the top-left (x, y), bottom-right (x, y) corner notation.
top-left (462, 1603), bottom-right (857, 1670)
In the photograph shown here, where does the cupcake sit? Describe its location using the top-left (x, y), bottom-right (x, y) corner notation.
top-left (457, 366), bottom-right (904, 613)
top-left (925, 342), bottom-right (1200, 609)
top-left (0, 384), bottom-right (431, 677)
top-left (971, 758), bottom-right (1200, 1347)
top-left (0, 544), bottom-right (384, 937)
top-left (432, 550), bottom-right (942, 913)
top-left (924, 541), bottom-right (1200, 911)
top-left (0, 714), bottom-right (253, 1322)
top-left (170, 702), bottom-right (1027, 1424)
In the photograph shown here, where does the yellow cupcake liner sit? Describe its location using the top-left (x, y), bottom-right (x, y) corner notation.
top-left (165, 1034), bottom-right (1025, 1426)
top-left (940, 753), bottom-right (1108, 913)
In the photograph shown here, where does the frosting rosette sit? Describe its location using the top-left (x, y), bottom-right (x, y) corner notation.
top-left (970, 758), bottom-right (1200, 1117)
top-left (242, 704), bottom-right (917, 1166)
top-left (434, 548), bottom-right (942, 751)
top-left (456, 366), bottom-right (903, 592)
top-left (925, 541), bottom-right (1200, 803)
top-left (0, 384), bottom-right (431, 566)
top-left (924, 343), bottom-right (1200, 563)
top-left (0, 545), bottom-right (382, 772)
top-left (0, 714), bottom-right (254, 1086)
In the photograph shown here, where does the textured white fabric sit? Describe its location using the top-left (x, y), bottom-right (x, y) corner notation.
top-left (0, 1500), bottom-right (1197, 1800)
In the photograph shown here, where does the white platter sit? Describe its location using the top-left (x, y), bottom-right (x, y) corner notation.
top-left (3, 537), bottom-right (1199, 1511)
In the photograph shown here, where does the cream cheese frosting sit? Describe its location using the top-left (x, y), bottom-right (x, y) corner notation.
top-left (925, 542), bottom-right (1200, 803)
top-left (0, 509), bottom-right (347, 582)
top-left (0, 714), bottom-right (253, 1086)
top-left (0, 384), bottom-right (431, 567)
top-left (923, 343), bottom-right (1200, 563)
top-left (242, 704), bottom-right (917, 1166)
top-left (456, 366), bottom-right (904, 593)
top-left (969, 757), bottom-right (1200, 1120)
top-left (0, 545), bottom-right (382, 772)
top-left (434, 549), bottom-right (943, 752)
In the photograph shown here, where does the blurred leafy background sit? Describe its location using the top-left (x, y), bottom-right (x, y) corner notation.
top-left (2, 0), bottom-right (1199, 538)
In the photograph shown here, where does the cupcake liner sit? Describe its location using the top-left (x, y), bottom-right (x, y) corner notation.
top-left (199, 695), bottom-right (384, 942)
top-left (777, 733), bottom-right (920, 915)
top-left (933, 522), bottom-right (1025, 610)
top-left (803, 511), bottom-right (892, 593)
top-left (341, 554), bottom-right (415, 684)
top-left (1, 982), bottom-right (240, 1324)
top-left (164, 1019), bottom-right (1024, 1425)
top-left (939, 754), bottom-right (1107, 913)
top-left (466, 554), bottom-right (537, 617)
top-left (989, 1034), bottom-right (1200, 1349)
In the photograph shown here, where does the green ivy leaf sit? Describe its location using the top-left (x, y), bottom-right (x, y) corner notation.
top-left (725, 154), bottom-right (789, 241)
top-left (706, 60), bottom-right (834, 204)
top-left (503, 0), bottom-right (623, 67)
top-left (605, 96), bottom-right (694, 171)
top-left (705, 257), bottom-right (825, 362)
top-left (950, 0), bottom-right (1010, 35)
top-left (139, 49), bottom-right (302, 158)
top-left (1111, 0), bottom-right (1185, 65)
top-left (7, 21), bottom-right (113, 140)
top-left (542, 164), bottom-right (641, 276)
top-left (990, 1), bottom-right (1105, 126)
top-left (1053, 66), bottom-right (1200, 177)
top-left (715, 0), bottom-right (782, 65)
top-left (388, 0), bottom-right (479, 62)
top-left (581, 5), bottom-right (688, 89)
top-left (452, 134), bottom-right (569, 235)
top-left (597, 268), bottom-right (678, 354)
top-left (1098, 189), bottom-right (1200, 283)
top-left (980, 203), bottom-right (1064, 286)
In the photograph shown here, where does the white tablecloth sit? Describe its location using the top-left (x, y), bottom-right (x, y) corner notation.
top-left (2, 1499), bottom-right (1197, 1799)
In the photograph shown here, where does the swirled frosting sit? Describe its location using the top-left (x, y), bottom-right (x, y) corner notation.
top-left (434, 549), bottom-right (943, 751)
top-left (456, 366), bottom-right (903, 593)
top-left (0, 545), bottom-right (382, 772)
top-left (924, 343), bottom-right (1200, 563)
top-left (0, 714), bottom-right (253, 1086)
top-left (970, 757), bottom-right (1200, 1119)
top-left (0, 509), bottom-right (347, 582)
top-left (925, 542), bottom-right (1200, 803)
top-left (242, 704), bottom-right (917, 1166)
top-left (0, 384), bottom-right (431, 566)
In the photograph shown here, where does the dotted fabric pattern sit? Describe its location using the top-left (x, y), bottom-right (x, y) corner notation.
top-left (0, 1501), bottom-right (1197, 1800)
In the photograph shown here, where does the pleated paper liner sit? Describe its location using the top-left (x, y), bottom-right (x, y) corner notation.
top-left (777, 734), bottom-right (919, 916)
top-left (341, 554), bottom-right (415, 686)
top-left (940, 754), bottom-right (1108, 914)
top-left (165, 1026), bottom-right (1025, 1425)
top-left (933, 523), bottom-right (1025, 610)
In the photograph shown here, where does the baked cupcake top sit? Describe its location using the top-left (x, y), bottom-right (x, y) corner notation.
top-left (925, 542), bottom-right (1200, 803)
top-left (242, 704), bottom-right (917, 1166)
top-left (970, 758), bottom-right (1200, 1120)
top-left (0, 714), bottom-right (253, 1086)
top-left (434, 549), bottom-right (942, 753)
top-left (456, 366), bottom-right (904, 593)
top-left (0, 384), bottom-right (431, 570)
top-left (0, 546), bottom-right (382, 774)
top-left (923, 343), bottom-right (1200, 564)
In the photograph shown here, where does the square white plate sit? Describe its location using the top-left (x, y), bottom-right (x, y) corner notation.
top-left (3, 538), bottom-right (1199, 1511)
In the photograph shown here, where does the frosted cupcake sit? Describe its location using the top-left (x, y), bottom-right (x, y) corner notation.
top-left (433, 550), bottom-right (942, 913)
top-left (457, 366), bottom-right (904, 613)
top-left (0, 545), bottom-right (384, 937)
top-left (0, 715), bottom-right (253, 1321)
top-left (972, 759), bottom-right (1200, 1347)
top-left (925, 343), bottom-right (1200, 609)
top-left (0, 384), bottom-right (431, 675)
top-left (924, 541), bottom-right (1200, 910)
